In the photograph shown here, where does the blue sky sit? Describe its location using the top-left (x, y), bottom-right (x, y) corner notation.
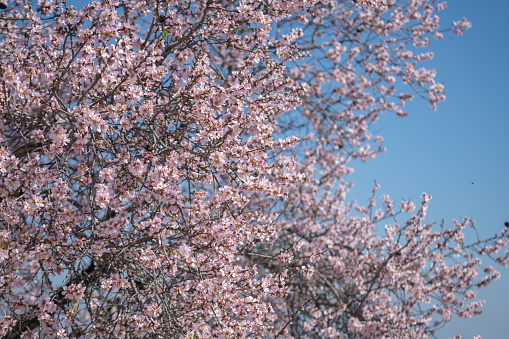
top-left (347, 1), bottom-right (509, 337)
top-left (66, 0), bottom-right (508, 337)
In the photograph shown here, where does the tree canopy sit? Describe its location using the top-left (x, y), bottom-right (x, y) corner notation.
top-left (0, 0), bottom-right (506, 338)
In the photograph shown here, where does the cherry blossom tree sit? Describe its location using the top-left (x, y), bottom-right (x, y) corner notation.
top-left (0, 0), bottom-right (506, 338)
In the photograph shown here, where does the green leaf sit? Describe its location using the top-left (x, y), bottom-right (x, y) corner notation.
top-left (192, 333), bottom-right (197, 339)
top-left (162, 30), bottom-right (168, 38)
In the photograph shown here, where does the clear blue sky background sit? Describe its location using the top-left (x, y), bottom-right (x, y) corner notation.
top-left (66, 1), bottom-right (508, 337)
top-left (347, 1), bottom-right (509, 338)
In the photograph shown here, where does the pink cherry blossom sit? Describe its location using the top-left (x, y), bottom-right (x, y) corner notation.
top-left (0, 0), bottom-right (502, 338)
